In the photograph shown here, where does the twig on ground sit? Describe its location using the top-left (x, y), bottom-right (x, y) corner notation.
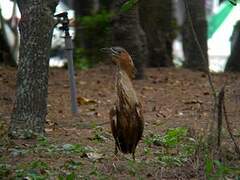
top-left (222, 91), bottom-right (240, 157)
top-left (217, 87), bottom-right (224, 150)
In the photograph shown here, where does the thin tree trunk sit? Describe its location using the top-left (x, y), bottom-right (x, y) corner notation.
top-left (225, 21), bottom-right (240, 72)
top-left (73, 0), bottom-right (99, 49)
top-left (139, 0), bottom-right (174, 67)
top-left (182, 0), bottom-right (208, 71)
top-left (112, 0), bottom-right (148, 79)
top-left (0, 11), bottom-right (17, 66)
top-left (0, 29), bottom-right (15, 66)
top-left (9, 0), bottom-right (58, 138)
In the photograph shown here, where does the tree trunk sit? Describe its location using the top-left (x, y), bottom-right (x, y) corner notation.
top-left (9, 0), bottom-right (58, 138)
top-left (225, 21), bottom-right (240, 72)
top-left (0, 29), bottom-right (15, 66)
top-left (0, 12), bottom-right (17, 66)
top-left (139, 0), bottom-right (174, 67)
top-left (112, 0), bottom-right (148, 79)
top-left (182, 0), bottom-right (208, 71)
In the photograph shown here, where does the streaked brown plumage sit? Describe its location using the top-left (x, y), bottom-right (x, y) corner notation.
top-left (102, 47), bottom-right (144, 160)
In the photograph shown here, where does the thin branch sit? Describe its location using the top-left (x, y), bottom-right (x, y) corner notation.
top-left (217, 87), bottom-right (224, 149)
top-left (222, 91), bottom-right (240, 157)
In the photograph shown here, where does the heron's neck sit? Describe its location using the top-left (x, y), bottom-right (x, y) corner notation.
top-left (116, 65), bottom-right (133, 81)
top-left (115, 66), bottom-right (132, 81)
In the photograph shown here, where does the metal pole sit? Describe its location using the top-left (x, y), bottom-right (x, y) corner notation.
top-left (54, 12), bottom-right (79, 114)
top-left (65, 34), bottom-right (78, 114)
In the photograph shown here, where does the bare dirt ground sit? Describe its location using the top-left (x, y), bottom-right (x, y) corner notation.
top-left (0, 65), bottom-right (240, 179)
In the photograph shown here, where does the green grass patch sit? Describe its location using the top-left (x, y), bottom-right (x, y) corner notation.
top-left (144, 127), bottom-right (197, 167)
top-left (205, 156), bottom-right (240, 179)
top-left (15, 160), bottom-right (51, 179)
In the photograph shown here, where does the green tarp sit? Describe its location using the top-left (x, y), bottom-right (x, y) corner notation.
top-left (208, 1), bottom-right (234, 38)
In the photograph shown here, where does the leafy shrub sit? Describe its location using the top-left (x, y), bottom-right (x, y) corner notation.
top-left (74, 10), bottom-right (113, 68)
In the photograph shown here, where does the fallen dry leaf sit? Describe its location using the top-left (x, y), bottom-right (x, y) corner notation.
top-left (183, 99), bottom-right (203, 105)
top-left (86, 152), bottom-right (103, 161)
top-left (77, 96), bottom-right (97, 105)
top-left (45, 128), bottom-right (53, 132)
top-left (142, 86), bottom-right (154, 91)
top-left (79, 81), bottom-right (87, 85)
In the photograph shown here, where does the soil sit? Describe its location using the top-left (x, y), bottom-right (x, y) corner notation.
top-left (0, 64), bottom-right (240, 179)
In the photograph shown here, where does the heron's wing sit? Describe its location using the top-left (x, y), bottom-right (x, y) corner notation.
top-left (110, 106), bottom-right (117, 140)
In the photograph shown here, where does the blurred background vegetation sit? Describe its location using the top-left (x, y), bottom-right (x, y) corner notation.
top-left (74, 10), bottom-right (113, 69)
top-left (1, 0), bottom-right (240, 73)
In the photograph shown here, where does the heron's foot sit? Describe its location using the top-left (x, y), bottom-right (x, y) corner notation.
top-left (132, 152), bottom-right (135, 161)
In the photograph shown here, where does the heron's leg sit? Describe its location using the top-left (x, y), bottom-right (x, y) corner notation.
top-left (110, 107), bottom-right (116, 119)
top-left (115, 143), bottom-right (118, 155)
top-left (132, 152), bottom-right (135, 160)
top-left (110, 107), bottom-right (118, 156)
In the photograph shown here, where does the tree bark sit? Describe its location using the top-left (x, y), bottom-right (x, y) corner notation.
top-left (182, 0), bottom-right (208, 71)
top-left (9, 0), bottom-right (58, 138)
top-left (112, 0), bottom-right (148, 79)
top-left (139, 0), bottom-right (174, 67)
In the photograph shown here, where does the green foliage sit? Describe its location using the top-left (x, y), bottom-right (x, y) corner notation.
top-left (74, 48), bottom-right (92, 70)
top-left (74, 10), bottom-right (113, 68)
top-left (143, 147), bottom-right (151, 155)
top-left (126, 160), bottom-right (145, 177)
top-left (205, 156), bottom-right (240, 179)
top-left (158, 155), bottom-right (184, 167)
top-left (63, 160), bottom-right (82, 170)
top-left (66, 172), bottom-right (76, 180)
top-left (7, 135), bottom-right (93, 159)
top-left (23, 129), bottom-right (35, 139)
top-left (144, 127), bottom-right (197, 167)
top-left (127, 160), bottom-right (137, 176)
top-left (15, 160), bottom-right (50, 179)
top-left (88, 164), bottom-right (109, 179)
top-left (36, 135), bottom-right (49, 146)
top-left (120, 0), bottom-right (139, 12)
top-left (35, 135), bottom-right (93, 156)
top-left (3, 136), bottom-right (94, 179)
top-left (80, 11), bottom-right (112, 30)
top-left (11, 155), bottom-right (83, 179)
top-left (1, 128), bottom-right (239, 179)
top-left (0, 163), bottom-right (11, 177)
top-left (61, 143), bottom-right (91, 155)
top-left (144, 127), bottom-right (188, 148)
top-left (144, 133), bottom-right (162, 146)
top-left (160, 127), bottom-right (188, 148)
top-left (91, 126), bottom-right (108, 143)
top-left (58, 172), bottom-right (77, 180)
top-left (9, 147), bottom-right (28, 157)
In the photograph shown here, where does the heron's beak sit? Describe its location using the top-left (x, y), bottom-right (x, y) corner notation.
top-left (100, 48), bottom-right (112, 55)
top-left (100, 47), bottom-right (118, 64)
top-left (100, 47), bottom-right (120, 56)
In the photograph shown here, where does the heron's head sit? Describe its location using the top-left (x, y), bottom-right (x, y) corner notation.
top-left (101, 47), bottom-right (136, 79)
